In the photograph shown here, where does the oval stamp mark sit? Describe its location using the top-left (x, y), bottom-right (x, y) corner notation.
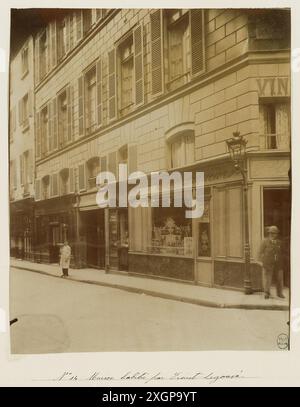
top-left (277, 333), bottom-right (289, 350)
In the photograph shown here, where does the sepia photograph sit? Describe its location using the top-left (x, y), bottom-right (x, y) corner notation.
top-left (8, 6), bottom-right (291, 354)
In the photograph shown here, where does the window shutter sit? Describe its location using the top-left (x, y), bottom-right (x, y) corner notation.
top-left (36, 111), bottom-right (41, 159)
top-left (69, 167), bottom-right (75, 193)
top-left (50, 21), bottom-right (57, 68)
top-left (96, 59), bottom-right (102, 126)
top-left (134, 25), bottom-right (144, 106)
top-left (108, 151), bottom-right (117, 177)
top-left (66, 17), bottom-right (71, 53)
top-left (48, 101), bottom-right (53, 151)
top-left (52, 98), bottom-right (58, 150)
top-left (28, 91), bottom-right (33, 118)
top-left (78, 163), bottom-right (86, 191)
top-left (128, 144), bottom-right (138, 174)
top-left (76, 10), bottom-right (83, 42)
top-left (69, 14), bottom-right (74, 50)
top-left (13, 160), bottom-right (17, 188)
top-left (78, 76), bottom-right (84, 136)
top-left (35, 179), bottom-right (41, 201)
top-left (67, 85), bottom-right (72, 141)
top-left (18, 99), bottom-right (23, 126)
top-left (190, 10), bottom-right (206, 76)
top-left (46, 25), bottom-right (51, 72)
top-left (150, 10), bottom-right (163, 95)
top-left (20, 155), bottom-right (24, 186)
top-left (34, 35), bottom-right (40, 84)
top-left (28, 149), bottom-right (33, 183)
top-left (108, 49), bottom-right (117, 121)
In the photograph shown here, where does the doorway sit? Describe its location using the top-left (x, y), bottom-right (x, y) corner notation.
top-left (84, 210), bottom-right (105, 268)
top-left (263, 187), bottom-right (291, 287)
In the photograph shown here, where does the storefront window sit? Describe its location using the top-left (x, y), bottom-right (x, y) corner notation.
top-left (151, 207), bottom-right (192, 256)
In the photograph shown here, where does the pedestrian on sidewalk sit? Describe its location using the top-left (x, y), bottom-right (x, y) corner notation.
top-left (257, 226), bottom-right (285, 300)
top-left (60, 241), bottom-right (71, 278)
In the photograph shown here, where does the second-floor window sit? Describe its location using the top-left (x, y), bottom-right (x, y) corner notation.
top-left (259, 102), bottom-right (291, 150)
top-left (87, 157), bottom-right (100, 189)
top-left (119, 36), bottom-right (134, 115)
top-left (166, 9), bottom-right (190, 91)
top-left (20, 150), bottom-right (32, 192)
top-left (169, 132), bottom-right (195, 168)
top-left (150, 9), bottom-right (205, 96)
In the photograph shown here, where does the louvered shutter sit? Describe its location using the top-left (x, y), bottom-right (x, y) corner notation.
top-left (53, 173), bottom-right (58, 196)
top-left (46, 25), bottom-right (51, 72)
top-left (35, 35), bottom-right (40, 83)
top-left (20, 155), bottom-right (24, 186)
top-left (48, 101), bottom-right (53, 151)
top-left (78, 76), bottom-right (84, 136)
top-left (76, 10), bottom-right (83, 42)
top-left (36, 111), bottom-right (41, 159)
top-left (69, 14), bottom-right (74, 50)
top-left (67, 86), bottom-right (72, 141)
top-left (78, 163), bottom-right (86, 191)
top-left (28, 91), bottom-right (33, 118)
top-left (108, 49), bottom-right (117, 121)
top-left (128, 144), bottom-right (138, 174)
top-left (13, 160), bottom-right (17, 188)
top-left (35, 179), bottom-right (41, 201)
top-left (69, 168), bottom-right (75, 193)
top-left (96, 59), bottom-right (102, 126)
top-left (134, 25), bottom-right (144, 106)
top-left (28, 149), bottom-right (33, 183)
top-left (50, 21), bottom-right (57, 68)
top-left (52, 98), bottom-right (58, 150)
top-left (190, 10), bottom-right (205, 76)
top-left (150, 10), bottom-right (163, 95)
top-left (66, 17), bottom-right (71, 53)
top-left (108, 151), bottom-right (117, 177)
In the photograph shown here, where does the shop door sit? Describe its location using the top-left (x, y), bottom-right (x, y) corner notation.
top-left (108, 209), bottom-right (129, 271)
top-left (86, 210), bottom-right (105, 268)
top-left (49, 224), bottom-right (60, 263)
top-left (263, 188), bottom-right (291, 287)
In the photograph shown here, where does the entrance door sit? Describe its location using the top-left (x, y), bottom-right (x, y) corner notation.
top-left (85, 210), bottom-right (105, 268)
top-left (263, 188), bottom-right (291, 287)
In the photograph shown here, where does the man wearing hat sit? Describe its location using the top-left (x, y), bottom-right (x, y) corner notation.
top-left (258, 226), bottom-right (285, 299)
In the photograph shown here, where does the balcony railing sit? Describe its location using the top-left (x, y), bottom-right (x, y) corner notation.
top-left (259, 133), bottom-right (290, 151)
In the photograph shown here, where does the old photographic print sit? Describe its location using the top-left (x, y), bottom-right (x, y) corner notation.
top-left (9, 7), bottom-right (291, 354)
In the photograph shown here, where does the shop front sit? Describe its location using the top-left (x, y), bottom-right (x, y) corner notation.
top-left (10, 198), bottom-right (34, 260)
top-left (34, 195), bottom-right (75, 264)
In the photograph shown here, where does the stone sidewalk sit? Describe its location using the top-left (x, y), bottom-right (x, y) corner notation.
top-left (10, 258), bottom-right (289, 311)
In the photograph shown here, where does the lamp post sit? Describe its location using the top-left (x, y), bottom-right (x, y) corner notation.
top-left (226, 132), bottom-right (252, 295)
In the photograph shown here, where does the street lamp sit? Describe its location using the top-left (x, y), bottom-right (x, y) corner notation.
top-left (226, 132), bottom-right (252, 295)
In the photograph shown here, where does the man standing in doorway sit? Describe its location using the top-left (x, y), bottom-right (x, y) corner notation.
top-left (258, 226), bottom-right (285, 300)
top-left (60, 241), bottom-right (71, 278)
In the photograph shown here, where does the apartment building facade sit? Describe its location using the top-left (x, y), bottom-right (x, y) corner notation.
top-left (11, 8), bottom-right (291, 291)
top-left (10, 35), bottom-right (35, 260)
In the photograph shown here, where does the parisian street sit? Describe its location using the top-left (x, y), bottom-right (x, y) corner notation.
top-left (10, 268), bottom-right (289, 353)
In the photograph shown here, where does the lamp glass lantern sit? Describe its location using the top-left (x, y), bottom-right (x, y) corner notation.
top-left (226, 132), bottom-right (247, 164)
